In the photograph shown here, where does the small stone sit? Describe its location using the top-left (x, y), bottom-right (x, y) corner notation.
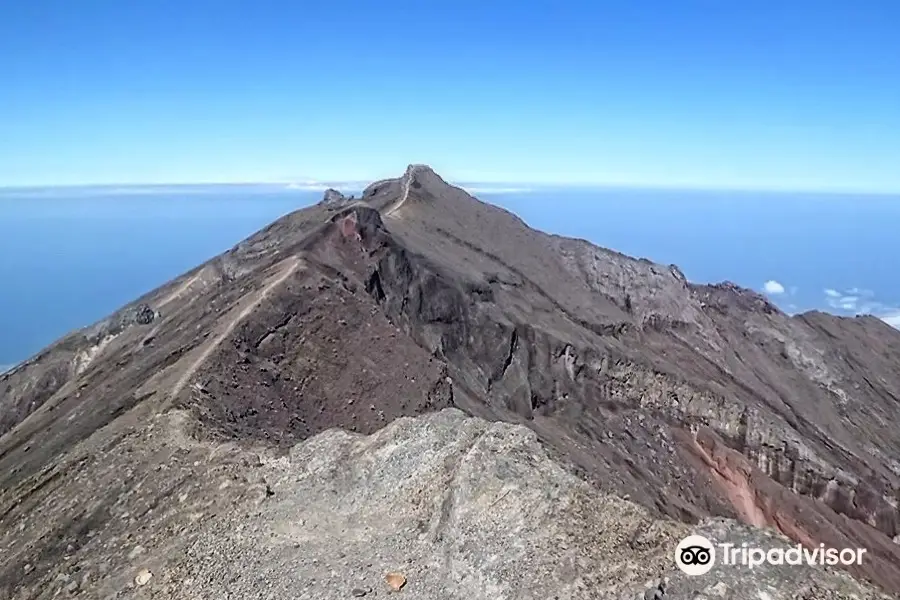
top-left (351, 588), bottom-right (368, 597)
top-left (705, 582), bottom-right (728, 597)
top-left (643, 582), bottom-right (666, 600)
top-left (385, 572), bottom-right (406, 591)
top-left (65, 580), bottom-right (79, 594)
top-left (134, 569), bottom-right (152, 586)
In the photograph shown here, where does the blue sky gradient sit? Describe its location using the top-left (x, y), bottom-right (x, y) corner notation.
top-left (2, 1), bottom-right (899, 190)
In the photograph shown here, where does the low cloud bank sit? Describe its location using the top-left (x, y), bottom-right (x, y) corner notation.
top-left (461, 186), bottom-right (535, 195)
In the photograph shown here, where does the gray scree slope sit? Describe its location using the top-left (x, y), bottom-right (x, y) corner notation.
top-left (1, 165), bottom-right (900, 597)
top-left (1, 407), bottom-right (890, 599)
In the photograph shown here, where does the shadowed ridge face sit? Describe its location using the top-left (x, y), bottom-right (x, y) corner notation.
top-left (3, 165), bottom-right (900, 597)
top-left (329, 203), bottom-right (385, 241)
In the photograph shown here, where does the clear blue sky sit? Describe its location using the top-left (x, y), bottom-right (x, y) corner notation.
top-left (2, 1), bottom-right (899, 191)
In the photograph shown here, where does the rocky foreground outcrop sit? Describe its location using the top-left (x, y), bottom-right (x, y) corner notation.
top-left (0, 408), bottom-right (888, 599)
top-left (3, 165), bottom-right (900, 596)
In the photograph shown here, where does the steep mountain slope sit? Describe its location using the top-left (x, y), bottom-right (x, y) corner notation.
top-left (2, 165), bottom-right (900, 597)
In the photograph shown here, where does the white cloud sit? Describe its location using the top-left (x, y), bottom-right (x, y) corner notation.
top-left (823, 287), bottom-right (882, 314)
top-left (284, 181), bottom-right (368, 192)
top-left (881, 312), bottom-right (900, 329)
top-left (461, 186), bottom-right (535, 195)
top-left (818, 288), bottom-right (900, 328)
top-left (826, 294), bottom-right (859, 312)
top-left (284, 182), bottom-right (324, 190)
top-left (838, 298), bottom-right (858, 311)
top-left (846, 287), bottom-right (874, 297)
top-left (0, 182), bottom-right (376, 199)
top-left (763, 280), bottom-right (785, 295)
top-left (277, 181), bottom-right (535, 195)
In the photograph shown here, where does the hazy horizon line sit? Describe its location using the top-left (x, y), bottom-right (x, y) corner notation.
top-left (2, 179), bottom-right (900, 197)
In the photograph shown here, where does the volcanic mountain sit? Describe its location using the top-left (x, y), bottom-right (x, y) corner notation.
top-left (2, 165), bottom-right (900, 599)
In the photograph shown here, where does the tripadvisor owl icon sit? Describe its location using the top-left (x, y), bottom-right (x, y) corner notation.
top-left (675, 535), bottom-right (716, 576)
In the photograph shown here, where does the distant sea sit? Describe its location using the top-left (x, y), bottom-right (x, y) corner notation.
top-left (2, 183), bottom-right (899, 369)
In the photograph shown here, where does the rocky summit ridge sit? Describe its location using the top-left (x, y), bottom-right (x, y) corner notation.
top-left (2, 165), bottom-right (900, 598)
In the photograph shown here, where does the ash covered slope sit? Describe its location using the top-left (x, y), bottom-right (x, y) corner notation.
top-left (1, 165), bottom-right (900, 596)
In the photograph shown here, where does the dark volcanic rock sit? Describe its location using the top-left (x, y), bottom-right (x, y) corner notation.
top-left (2, 164), bottom-right (900, 597)
top-left (320, 187), bottom-right (354, 209)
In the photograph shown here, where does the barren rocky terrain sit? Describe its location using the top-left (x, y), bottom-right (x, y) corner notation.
top-left (2, 165), bottom-right (900, 598)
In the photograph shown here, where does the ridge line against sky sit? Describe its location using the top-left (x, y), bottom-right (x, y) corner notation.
top-left (2, 2), bottom-right (899, 193)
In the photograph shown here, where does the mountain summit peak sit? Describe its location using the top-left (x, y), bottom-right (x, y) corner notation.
top-left (402, 163), bottom-right (451, 189)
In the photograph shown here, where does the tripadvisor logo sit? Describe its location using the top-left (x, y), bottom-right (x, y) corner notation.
top-left (675, 535), bottom-right (716, 576)
top-left (674, 534), bottom-right (867, 576)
